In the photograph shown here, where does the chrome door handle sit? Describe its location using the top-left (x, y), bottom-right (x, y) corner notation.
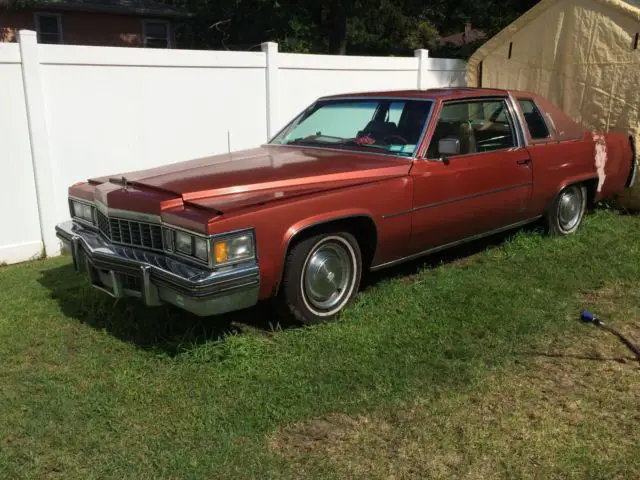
top-left (516, 158), bottom-right (531, 165)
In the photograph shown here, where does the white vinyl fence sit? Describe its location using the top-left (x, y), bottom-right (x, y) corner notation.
top-left (0, 30), bottom-right (467, 265)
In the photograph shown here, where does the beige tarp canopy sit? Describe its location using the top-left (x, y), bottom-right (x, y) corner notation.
top-left (466, 0), bottom-right (640, 209)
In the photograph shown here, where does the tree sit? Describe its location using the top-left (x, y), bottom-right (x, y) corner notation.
top-left (172, 0), bottom-right (541, 56)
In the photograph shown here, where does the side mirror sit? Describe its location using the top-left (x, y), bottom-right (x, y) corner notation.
top-left (438, 137), bottom-right (460, 156)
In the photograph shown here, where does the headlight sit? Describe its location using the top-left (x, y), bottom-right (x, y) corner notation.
top-left (166, 229), bottom-right (212, 264)
top-left (163, 227), bottom-right (255, 267)
top-left (213, 232), bottom-right (254, 265)
top-left (194, 237), bottom-right (209, 262)
top-left (71, 200), bottom-right (95, 224)
top-left (175, 231), bottom-right (193, 255)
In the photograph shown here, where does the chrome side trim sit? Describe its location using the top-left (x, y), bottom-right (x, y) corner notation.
top-left (382, 182), bottom-right (534, 219)
top-left (382, 209), bottom-right (413, 220)
top-left (505, 94), bottom-right (526, 148)
top-left (545, 113), bottom-right (558, 137)
top-left (370, 216), bottom-right (542, 271)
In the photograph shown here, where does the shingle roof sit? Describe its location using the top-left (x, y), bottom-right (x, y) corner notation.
top-left (6, 0), bottom-right (191, 18)
top-left (438, 28), bottom-right (487, 46)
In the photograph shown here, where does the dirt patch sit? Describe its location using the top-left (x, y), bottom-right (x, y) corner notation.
top-left (576, 283), bottom-right (639, 319)
top-left (269, 413), bottom-right (378, 455)
top-left (269, 315), bottom-right (640, 479)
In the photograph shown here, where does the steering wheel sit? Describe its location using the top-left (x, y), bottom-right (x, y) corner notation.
top-left (383, 134), bottom-right (409, 145)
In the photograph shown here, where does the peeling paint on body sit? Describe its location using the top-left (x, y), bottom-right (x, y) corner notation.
top-left (593, 132), bottom-right (608, 192)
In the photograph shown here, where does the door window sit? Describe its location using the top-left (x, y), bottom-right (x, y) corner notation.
top-left (428, 99), bottom-right (517, 158)
top-left (518, 99), bottom-right (550, 139)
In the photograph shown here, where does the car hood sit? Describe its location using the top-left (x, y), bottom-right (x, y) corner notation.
top-left (91, 146), bottom-right (411, 214)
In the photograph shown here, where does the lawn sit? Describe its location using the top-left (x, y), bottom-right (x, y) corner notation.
top-left (1, 210), bottom-right (639, 479)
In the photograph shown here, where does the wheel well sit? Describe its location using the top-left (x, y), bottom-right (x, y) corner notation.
top-left (582, 178), bottom-right (598, 208)
top-left (286, 216), bottom-right (378, 270)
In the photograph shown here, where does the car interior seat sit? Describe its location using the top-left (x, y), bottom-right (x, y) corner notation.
top-left (459, 121), bottom-right (477, 154)
top-left (357, 120), bottom-right (398, 143)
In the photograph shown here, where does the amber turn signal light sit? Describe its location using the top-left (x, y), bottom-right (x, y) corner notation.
top-left (214, 241), bottom-right (228, 263)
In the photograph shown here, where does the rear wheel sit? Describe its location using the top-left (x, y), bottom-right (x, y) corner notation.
top-left (277, 231), bottom-right (362, 325)
top-left (545, 184), bottom-right (587, 236)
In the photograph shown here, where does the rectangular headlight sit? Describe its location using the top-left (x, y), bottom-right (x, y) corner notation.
top-left (162, 227), bottom-right (254, 268)
top-left (175, 231), bottom-right (193, 255)
top-left (213, 232), bottom-right (255, 265)
top-left (71, 200), bottom-right (95, 224)
top-left (194, 237), bottom-right (209, 261)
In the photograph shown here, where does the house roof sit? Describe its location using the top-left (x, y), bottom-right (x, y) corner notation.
top-left (3, 0), bottom-right (191, 18)
top-left (466, 0), bottom-right (640, 86)
top-left (438, 28), bottom-right (486, 46)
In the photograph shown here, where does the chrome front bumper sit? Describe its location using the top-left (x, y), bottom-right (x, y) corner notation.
top-left (55, 221), bottom-right (260, 317)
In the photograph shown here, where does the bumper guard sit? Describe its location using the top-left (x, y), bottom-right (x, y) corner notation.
top-left (56, 221), bottom-right (260, 316)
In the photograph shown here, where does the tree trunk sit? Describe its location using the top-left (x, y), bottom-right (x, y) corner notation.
top-left (328, 8), bottom-right (348, 54)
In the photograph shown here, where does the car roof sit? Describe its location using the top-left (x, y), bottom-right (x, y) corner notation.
top-left (320, 87), bottom-right (512, 101)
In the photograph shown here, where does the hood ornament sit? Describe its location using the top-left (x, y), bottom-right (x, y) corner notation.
top-left (121, 176), bottom-right (129, 192)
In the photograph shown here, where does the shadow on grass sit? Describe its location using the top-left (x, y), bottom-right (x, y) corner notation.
top-left (38, 221), bottom-right (544, 355)
top-left (522, 351), bottom-right (638, 364)
top-left (37, 264), bottom-right (289, 356)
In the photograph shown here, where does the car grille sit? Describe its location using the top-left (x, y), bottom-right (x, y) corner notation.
top-left (96, 210), bottom-right (110, 238)
top-left (96, 210), bottom-right (163, 252)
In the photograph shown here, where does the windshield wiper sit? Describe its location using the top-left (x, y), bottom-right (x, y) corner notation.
top-left (285, 138), bottom-right (327, 146)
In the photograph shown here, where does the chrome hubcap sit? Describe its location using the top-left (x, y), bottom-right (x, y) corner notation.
top-left (558, 187), bottom-right (583, 231)
top-left (303, 240), bottom-right (353, 311)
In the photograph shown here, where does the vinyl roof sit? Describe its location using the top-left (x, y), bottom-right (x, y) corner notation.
top-left (321, 88), bottom-right (510, 101)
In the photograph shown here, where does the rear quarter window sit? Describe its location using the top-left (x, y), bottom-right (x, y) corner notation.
top-left (518, 99), bottom-right (550, 140)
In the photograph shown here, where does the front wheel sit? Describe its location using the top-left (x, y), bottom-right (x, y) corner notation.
top-left (545, 184), bottom-right (587, 236)
top-left (277, 232), bottom-right (362, 325)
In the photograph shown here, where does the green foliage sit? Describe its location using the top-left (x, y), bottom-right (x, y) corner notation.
top-left (172, 0), bottom-right (541, 55)
top-left (5, 0), bottom-right (37, 8)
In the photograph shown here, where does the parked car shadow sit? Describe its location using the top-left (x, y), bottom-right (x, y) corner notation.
top-left (37, 263), bottom-right (291, 356)
top-left (38, 221), bottom-right (544, 355)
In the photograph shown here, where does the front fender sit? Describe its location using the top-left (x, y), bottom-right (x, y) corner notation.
top-left (273, 209), bottom-right (378, 294)
top-left (283, 209), bottom-right (377, 246)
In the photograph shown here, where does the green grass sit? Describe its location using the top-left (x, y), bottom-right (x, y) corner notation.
top-left (1, 210), bottom-right (640, 479)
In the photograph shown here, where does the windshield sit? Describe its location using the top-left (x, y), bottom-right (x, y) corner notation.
top-left (270, 98), bottom-right (433, 157)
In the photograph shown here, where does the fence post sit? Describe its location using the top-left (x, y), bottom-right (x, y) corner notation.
top-left (261, 42), bottom-right (279, 139)
top-left (18, 30), bottom-right (60, 257)
top-left (414, 49), bottom-right (430, 90)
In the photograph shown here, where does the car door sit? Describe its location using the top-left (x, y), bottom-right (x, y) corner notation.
top-left (408, 97), bottom-right (534, 254)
